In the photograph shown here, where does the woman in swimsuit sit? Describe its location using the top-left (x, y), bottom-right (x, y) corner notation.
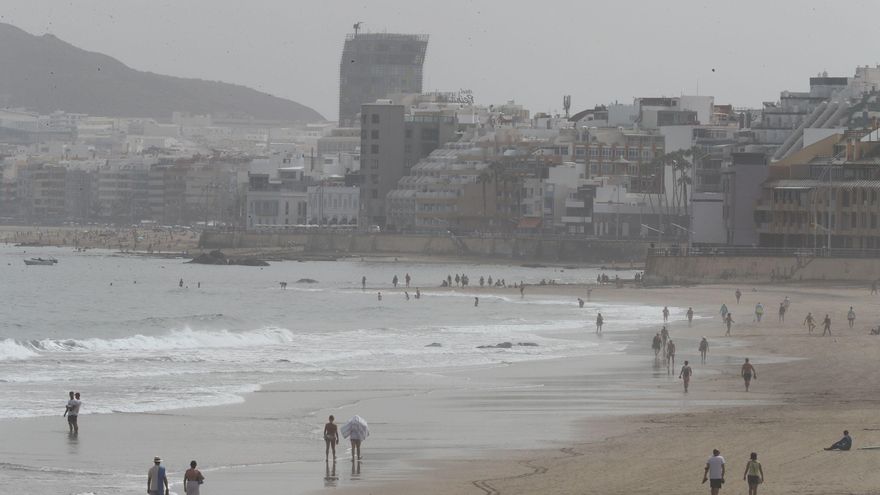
top-left (324, 415), bottom-right (339, 460)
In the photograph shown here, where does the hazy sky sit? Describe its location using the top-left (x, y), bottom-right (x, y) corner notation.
top-left (4, 1), bottom-right (878, 120)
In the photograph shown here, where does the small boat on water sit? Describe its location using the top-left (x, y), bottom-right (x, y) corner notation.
top-left (24, 258), bottom-right (58, 266)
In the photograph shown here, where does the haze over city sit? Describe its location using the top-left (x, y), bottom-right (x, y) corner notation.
top-left (4, 0), bottom-right (880, 118)
top-left (5, 2), bottom-right (880, 495)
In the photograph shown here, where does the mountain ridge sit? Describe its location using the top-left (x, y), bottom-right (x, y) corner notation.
top-left (0, 23), bottom-right (325, 122)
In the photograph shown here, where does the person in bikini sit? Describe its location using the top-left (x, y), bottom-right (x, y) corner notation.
top-left (324, 415), bottom-right (339, 460)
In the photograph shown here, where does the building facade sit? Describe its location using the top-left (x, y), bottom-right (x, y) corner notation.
top-left (338, 32), bottom-right (429, 126)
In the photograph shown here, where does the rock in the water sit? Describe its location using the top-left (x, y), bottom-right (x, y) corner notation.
top-left (425, 343), bottom-right (443, 347)
top-left (296, 278), bottom-right (318, 284)
top-left (477, 341), bottom-right (538, 349)
top-left (187, 250), bottom-right (269, 267)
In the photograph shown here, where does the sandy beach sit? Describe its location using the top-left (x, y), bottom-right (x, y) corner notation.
top-left (327, 283), bottom-right (880, 495)
top-left (4, 268), bottom-right (879, 494)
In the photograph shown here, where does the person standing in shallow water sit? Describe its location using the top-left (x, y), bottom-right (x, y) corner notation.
top-left (725, 313), bottom-right (734, 336)
top-left (687, 307), bottom-right (694, 326)
top-left (596, 312), bottom-right (604, 333)
top-left (699, 337), bottom-right (709, 364)
top-left (324, 415), bottom-right (339, 460)
top-left (183, 460), bottom-right (205, 495)
top-left (662, 306), bottom-right (670, 322)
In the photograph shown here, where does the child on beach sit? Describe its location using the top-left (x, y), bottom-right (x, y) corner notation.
top-left (324, 415), bottom-right (339, 460)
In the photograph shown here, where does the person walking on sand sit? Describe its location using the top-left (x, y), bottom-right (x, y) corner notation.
top-left (474, 296), bottom-right (479, 307)
top-left (578, 298), bottom-right (585, 308)
top-left (824, 430), bottom-right (852, 451)
top-left (392, 275), bottom-right (398, 288)
top-left (686, 307), bottom-right (694, 326)
top-left (405, 273), bottom-right (411, 288)
top-left (742, 452), bottom-right (764, 495)
top-left (666, 339), bottom-right (676, 372)
top-left (703, 449), bottom-right (726, 495)
top-left (720, 304), bottom-right (728, 319)
top-left (679, 360), bottom-right (692, 392)
top-left (660, 326), bottom-right (669, 350)
top-left (361, 276), bottom-right (366, 291)
top-left (778, 302), bottom-right (786, 323)
top-left (822, 314), bottom-right (832, 336)
top-left (725, 313), bottom-right (734, 336)
top-left (652, 332), bottom-right (663, 358)
top-left (324, 415), bottom-right (339, 460)
top-left (662, 306), bottom-right (670, 322)
top-left (741, 358), bottom-right (756, 392)
top-left (847, 307), bottom-right (856, 328)
top-left (735, 289), bottom-right (742, 304)
top-left (596, 312), bottom-right (604, 333)
top-left (148, 456), bottom-right (169, 495)
top-left (804, 312), bottom-right (816, 334)
top-left (183, 460), bottom-right (205, 495)
top-left (405, 291), bottom-right (410, 301)
top-left (699, 337), bottom-right (709, 364)
top-left (520, 285), bottom-right (525, 298)
top-left (754, 302), bottom-right (764, 322)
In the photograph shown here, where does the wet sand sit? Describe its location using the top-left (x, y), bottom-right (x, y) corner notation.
top-left (3, 282), bottom-right (878, 494)
top-left (333, 283), bottom-right (880, 495)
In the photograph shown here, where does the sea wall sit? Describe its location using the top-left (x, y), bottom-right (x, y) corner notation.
top-left (200, 231), bottom-right (649, 263)
top-left (645, 255), bottom-right (880, 285)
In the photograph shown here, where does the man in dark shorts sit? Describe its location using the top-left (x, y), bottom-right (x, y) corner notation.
top-left (741, 359), bottom-right (756, 392)
top-left (703, 448), bottom-right (726, 494)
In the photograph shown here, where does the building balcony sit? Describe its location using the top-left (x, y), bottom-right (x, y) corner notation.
top-left (564, 198), bottom-right (585, 208)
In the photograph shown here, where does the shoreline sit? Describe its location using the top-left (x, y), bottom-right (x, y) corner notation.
top-left (316, 283), bottom-right (880, 495)
top-left (3, 255), bottom-right (877, 494)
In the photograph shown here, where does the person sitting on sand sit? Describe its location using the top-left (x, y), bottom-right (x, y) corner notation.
top-left (324, 415), bottom-right (339, 460)
top-left (824, 430), bottom-right (852, 451)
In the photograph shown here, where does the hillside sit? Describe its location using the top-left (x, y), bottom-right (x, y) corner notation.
top-left (0, 23), bottom-right (325, 122)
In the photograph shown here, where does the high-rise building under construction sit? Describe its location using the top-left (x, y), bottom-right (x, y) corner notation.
top-left (338, 32), bottom-right (429, 126)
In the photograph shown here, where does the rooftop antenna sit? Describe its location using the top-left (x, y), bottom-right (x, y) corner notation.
top-left (353, 22), bottom-right (363, 36)
top-left (563, 95), bottom-right (571, 119)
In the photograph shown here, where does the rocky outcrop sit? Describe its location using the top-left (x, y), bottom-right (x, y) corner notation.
top-left (188, 250), bottom-right (269, 266)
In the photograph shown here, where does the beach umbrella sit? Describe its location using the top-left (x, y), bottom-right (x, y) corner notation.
top-left (341, 415), bottom-right (370, 440)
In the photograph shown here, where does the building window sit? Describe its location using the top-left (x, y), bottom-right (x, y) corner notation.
top-left (371, 189), bottom-right (378, 199)
top-left (371, 174), bottom-right (379, 184)
top-left (371, 144), bottom-right (379, 154)
top-left (371, 114), bottom-right (380, 124)
top-left (371, 130), bottom-right (379, 139)
top-left (405, 128), bottom-right (413, 138)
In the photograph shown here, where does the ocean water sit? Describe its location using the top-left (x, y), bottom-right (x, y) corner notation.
top-left (0, 246), bottom-right (652, 421)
